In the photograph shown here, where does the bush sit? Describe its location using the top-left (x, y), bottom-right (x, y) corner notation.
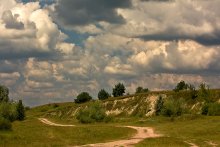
top-left (201, 103), bottom-right (209, 115)
top-left (161, 98), bottom-right (186, 117)
top-left (208, 103), bottom-right (220, 116)
top-left (155, 96), bottom-right (164, 115)
top-left (202, 103), bottom-right (220, 116)
top-left (76, 102), bottom-right (107, 123)
top-left (0, 116), bottom-right (11, 130)
top-left (0, 102), bottom-right (18, 122)
top-left (98, 89), bottom-right (110, 100)
top-left (75, 92), bottom-right (92, 103)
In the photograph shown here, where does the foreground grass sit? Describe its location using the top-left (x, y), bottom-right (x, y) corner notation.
top-left (135, 116), bottom-right (220, 147)
top-left (0, 118), bottom-right (135, 147)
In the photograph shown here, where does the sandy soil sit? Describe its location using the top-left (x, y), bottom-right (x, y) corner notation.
top-left (75, 126), bottom-right (162, 147)
top-left (38, 118), bottom-right (75, 127)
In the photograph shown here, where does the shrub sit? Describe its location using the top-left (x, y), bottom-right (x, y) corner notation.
top-left (155, 96), bottom-right (164, 115)
top-left (208, 103), bottom-right (220, 116)
top-left (202, 103), bottom-right (220, 116)
top-left (52, 103), bottom-right (59, 108)
top-left (0, 116), bottom-right (11, 130)
top-left (75, 92), bottom-right (92, 103)
top-left (161, 98), bottom-right (186, 117)
top-left (0, 102), bottom-right (18, 122)
top-left (76, 102), bottom-right (107, 123)
top-left (98, 89), bottom-right (110, 100)
top-left (201, 103), bottom-right (209, 115)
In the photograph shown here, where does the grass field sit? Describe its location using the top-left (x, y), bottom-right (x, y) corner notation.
top-left (135, 116), bottom-right (220, 147)
top-left (1, 97), bottom-right (220, 147)
top-left (0, 117), bottom-right (135, 146)
top-left (1, 115), bottom-right (219, 146)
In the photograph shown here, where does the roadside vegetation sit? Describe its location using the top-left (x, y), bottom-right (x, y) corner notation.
top-left (0, 85), bottom-right (25, 130)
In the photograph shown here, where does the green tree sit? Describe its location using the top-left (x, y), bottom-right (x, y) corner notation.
top-left (135, 87), bottom-right (143, 94)
top-left (112, 83), bottom-right (125, 97)
top-left (16, 100), bottom-right (25, 121)
top-left (174, 81), bottom-right (188, 92)
top-left (75, 92), bottom-right (92, 103)
top-left (136, 87), bottom-right (149, 94)
top-left (0, 85), bottom-right (9, 102)
top-left (98, 89), bottom-right (110, 100)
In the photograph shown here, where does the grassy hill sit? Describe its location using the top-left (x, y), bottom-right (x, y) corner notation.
top-left (29, 90), bottom-right (220, 120)
top-left (1, 90), bottom-right (219, 146)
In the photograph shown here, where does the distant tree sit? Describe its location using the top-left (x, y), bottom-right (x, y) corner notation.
top-left (174, 81), bottom-right (188, 92)
top-left (142, 88), bottom-right (149, 93)
top-left (0, 85), bottom-right (9, 102)
top-left (16, 100), bottom-right (25, 121)
top-left (136, 87), bottom-right (143, 94)
top-left (135, 87), bottom-right (149, 94)
top-left (75, 92), bottom-right (92, 103)
top-left (98, 89), bottom-right (110, 100)
top-left (112, 83), bottom-right (125, 97)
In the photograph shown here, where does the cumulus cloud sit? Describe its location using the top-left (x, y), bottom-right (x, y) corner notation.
top-left (54, 0), bottom-right (132, 26)
top-left (2, 10), bottom-right (24, 29)
top-left (0, 0), bottom-right (72, 59)
top-left (1, 0), bottom-right (220, 106)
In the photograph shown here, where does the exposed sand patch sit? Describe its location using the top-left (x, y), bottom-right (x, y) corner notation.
top-left (38, 118), bottom-right (75, 127)
top-left (75, 126), bottom-right (162, 147)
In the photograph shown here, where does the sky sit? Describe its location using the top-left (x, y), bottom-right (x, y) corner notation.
top-left (0, 0), bottom-right (220, 106)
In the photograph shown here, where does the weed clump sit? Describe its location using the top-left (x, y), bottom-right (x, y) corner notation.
top-left (161, 98), bottom-right (186, 117)
top-left (0, 116), bottom-right (11, 130)
top-left (76, 102), bottom-right (111, 123)
top-left (202, 103), bottom-right (220, 116)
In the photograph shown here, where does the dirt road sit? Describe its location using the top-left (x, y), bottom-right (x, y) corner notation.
top-left (39, 118), bottom-right (162, 147)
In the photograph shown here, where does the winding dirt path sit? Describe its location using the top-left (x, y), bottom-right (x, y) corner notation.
top-left (38, 118), bottom-right (162, 147)
top-left (77, 126), bottom-right (162, 147)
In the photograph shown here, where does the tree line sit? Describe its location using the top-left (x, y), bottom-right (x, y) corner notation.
top-left (75, 82), bottom-right (149, 103)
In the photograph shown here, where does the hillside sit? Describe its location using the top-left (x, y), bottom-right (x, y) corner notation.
top-left (29, 90), bottom-right (220, 119)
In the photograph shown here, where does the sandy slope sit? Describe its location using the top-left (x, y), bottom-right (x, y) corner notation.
top-left (38, 118), bottom-right (75, 127)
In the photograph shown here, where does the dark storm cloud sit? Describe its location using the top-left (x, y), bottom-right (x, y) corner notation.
top-left (139, 32), bottom-right (220, 46)
top-left (55, 0), bottom-right (132, 26)
top-left (2, 10), bottom-right (24, 30)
